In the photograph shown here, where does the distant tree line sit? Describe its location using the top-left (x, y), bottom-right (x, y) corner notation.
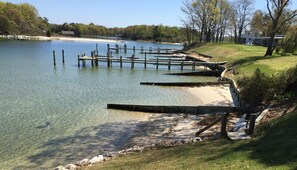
top-left (0, 2), bottom-right (187, 43)
top-left (50, 23), bottom-right (186, 43)
top-left (0, 2), bottom-right (49, 35)
top-left (182, 0), bottom-right (297, 56)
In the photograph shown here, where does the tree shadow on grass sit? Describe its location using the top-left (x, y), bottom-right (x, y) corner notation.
top-left (206, 107), bottom-right (297, 169)
top-left (229, 55), bottom-right (280, 68)
top-left (12, 114), bottom-right (184, 170)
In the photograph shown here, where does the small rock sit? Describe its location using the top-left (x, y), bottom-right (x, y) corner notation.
top-left (76, 158), bottom-right (89, 166)
top-left (66, 164), bottom-right (77, 170)
top-left (54, 166), bottom-right (67, 170)
top-left (89, 155), bottom-right (104, 164)
top-left (104, 152), bottom-right (113, 158)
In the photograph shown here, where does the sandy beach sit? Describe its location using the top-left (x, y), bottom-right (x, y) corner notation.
top-left (36, 36), bottom-right (121, 43)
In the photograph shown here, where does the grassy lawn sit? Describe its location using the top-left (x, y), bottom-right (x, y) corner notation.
top-left (191, 43), bottom-right (297, 78)
top-left (87, 108), bottom-right (297, 170)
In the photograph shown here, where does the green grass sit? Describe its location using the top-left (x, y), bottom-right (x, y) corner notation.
top-left (87, 108), bottom-right (297, 170)
top-left (191, 43), bottom-right (297, 77)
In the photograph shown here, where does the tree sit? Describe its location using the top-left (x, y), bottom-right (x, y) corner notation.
top-left (231, 0), bottom-right (254, 43)
top-left (265, 0), bottom-right (297, 56)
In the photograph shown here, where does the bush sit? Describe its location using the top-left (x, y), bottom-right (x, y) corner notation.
top-left (237, 69), bottom-right (275, 106)
top-left (238, 66), bottom-right (297, 106)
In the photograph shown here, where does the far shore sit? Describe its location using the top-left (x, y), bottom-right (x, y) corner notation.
top-left (0, 35), bottom-right (182, 45)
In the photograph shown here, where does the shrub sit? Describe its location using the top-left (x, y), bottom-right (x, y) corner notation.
top-left (237, 68), bottom-right (274, 106)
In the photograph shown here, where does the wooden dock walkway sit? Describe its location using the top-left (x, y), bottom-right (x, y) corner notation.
top-left (107, 104), bottom-right (258, 115)
top-left (139, 81), bottom-right (230, 86)
top-left (77, 53), bottom-right (227, 71)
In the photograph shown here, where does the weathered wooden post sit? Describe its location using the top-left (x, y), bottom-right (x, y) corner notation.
top-left (96, 43), bottom-right (98, 54)
top-left (53, 50), bottom-right (56, 66)
top-left (91, 51), bottom-right (94, 67)
top-left (115, 44), bottom-right (119, 53)
top-left (181, 61), bottom-right (184, 70)
top-left (144, 52), bottom-right (147, 69)
top-left (131, 58), bottom-right (134, 69)
top-left (107, 52), bottom-right (110, 67)
top-left (124, 44), bottom-right (127, 53)
top-left (248, 114), bottom-right (257, 135)
top-left (156, 58), bottom-right (159, 69)
top-left (94, 50), bottom-right (98, 66)
top-left (62, 49), bottom-right (65, 64)
top-left (168, 58), bottom-right (171, 70)
top-left (78, 55), bottom-right (80, 67)
top-left (133, 46), bottom-right (135, 53)
top-left (192, 60), bottom-right (196, 70)
top-left (220, 113), bottom-right (229, 138)
top-left (120, 56), bottom-right (123, 67)
top-left (107, 44), bottom-right (110, 52)
top-left (141, 46), bottom-right (144, 53)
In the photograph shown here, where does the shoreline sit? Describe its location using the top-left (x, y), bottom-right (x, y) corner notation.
top-left (0, 35), bottom-right (121, 43)
top-left (57, 85), bottom-right (237, 169)
top-left (0, 35), bottom-right (183, 45)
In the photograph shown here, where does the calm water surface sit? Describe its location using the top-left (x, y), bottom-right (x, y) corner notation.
top-left (0, 39), bottom-right (216, 169)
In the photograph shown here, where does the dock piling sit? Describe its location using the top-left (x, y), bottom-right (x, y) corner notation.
top-left (156, 58), bottom-right (159, 69)
top-left (220, 113), bottom-right (229, 138)
top-left (91, 51), bottom-right (94, 67)
top-left (78, 55), bottom-right (80, 67)
top-left (133, 46), bottom-right (135, 53)
top-left (181, 61), bottom-right (184, 70)
top-left (144, 52), bottom-right (147, 69)
top-left (120, 56), bottom-right (123, 67)
top-left (168, 58), bottom-right (171, 70)
top-left (53, 50), bottom-right (56, 66)
top-left (62, 49), bottom-right (65, 64)
top-left (124, 44), bottom-right (127, 53)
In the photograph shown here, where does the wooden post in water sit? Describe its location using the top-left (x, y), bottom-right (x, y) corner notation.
top-left (120, 56), bottom-right (123, 67)
top-left (220, 113), bottom-right (229, 138)
top-left (107, 44), bottom-right (110, 52)
top-left (192, 60), bottom-right (196, 70)
top-left (149, 47), bottom-right (152, 53)
top-left (94, 50), bottom-right (98, 66)
top-left (141, 46), bottom-right (144, 53)
top-left (157, 47), bottom-right (160, 53)
top-left (133, 46), bottom-right (135, 53)
top-left (124, 44), bottom-right (127, 53)
top-left (115, 44), bottom-right (119, 53)
top-left (168, 58), bottom-right (171, 70)
top-left (96, 43), bottom-right (98, 54)
top-left (131, 58), bottom-right (134, 69)
top-left (91, 51), bottom-right (94, 67)
top-left (78, 55), bottom-right (80, 67)
top-left (156, 58), bottom-right (159, 69)
top-left (144, 52), bottom-right (147, 69)
top-left (62, 49), bottom-right (65, 64)
top-left (107, 52), bottom-right (110, 67)
top-left (53, 50), bottom-right (56, 66)
top-left (248, 114), bottom-right (257, 135)
top-left (181, 61), bottom-right (184, 70)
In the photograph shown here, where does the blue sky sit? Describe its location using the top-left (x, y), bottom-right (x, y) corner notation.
top-left (2, 0), bottom-right (297, 27)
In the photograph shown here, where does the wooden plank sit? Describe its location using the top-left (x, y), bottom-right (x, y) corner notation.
top-left (107, 104), bottom-right (258, 114)
top-left (140, 81), bottom-right (231, 86)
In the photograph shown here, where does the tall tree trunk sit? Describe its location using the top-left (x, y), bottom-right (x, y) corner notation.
top-left (265, 33), bottom-right (276, 56)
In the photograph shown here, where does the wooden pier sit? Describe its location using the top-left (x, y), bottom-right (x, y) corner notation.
top-left (77, 53), bottom-right (227, 71)
top-left (107, 44), bottom-right (177, 54)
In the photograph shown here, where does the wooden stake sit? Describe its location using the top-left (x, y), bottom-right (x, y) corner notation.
top-left (53, 50), bottom-right (56, 66)
top-left (62, 49), bottom-right (65, 64)
top-left (220, 113), bottom-right (229, 138)
top-left (78, 55), bottom-right (80, 67)
top-left (144, 52), bottom-right (147, 69)
top-left (156, 58), bottom-right (159, 69)
top-left (120, 56), bottom-right (122, 67)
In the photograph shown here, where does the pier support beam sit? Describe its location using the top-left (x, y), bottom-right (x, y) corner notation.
top-left (53, 50), bottom-right (56, 66)
top-left (62, 49), bottom-right (65, 64)
top-left (220, 113), bottom-right (230, 138)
